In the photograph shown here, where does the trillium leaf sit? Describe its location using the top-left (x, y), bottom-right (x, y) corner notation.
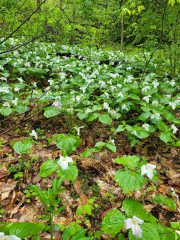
top-left (154, 194), bottom-right (176, 211)
top-left (122, 199), bottom-right (157, 222)
top-left (102, 209), bottom-right (125, 236)
top-left (86, 112), bottom-right (99, 121)
top-left (128, 223), bottom-right (160, 240)
top-left (0, 107), bottom-right (12, 116)
top-left (99, 113), bottom-right (112, 125)
top-left (159, 132), bottom-right (173, 143)
top-left (44, 106), bottom-right (60, 118)
top-left (13, 139), bottom-right (32, 154)
top-left (157, 224), bottom-right (176, 240)
top-left (40, 160), bottom-right (58, 177)
top-left (56, 134), bottom-right (81, 155)
top-left (114, 169), bottom-right (146, 194)
top-left (1, 222), bottom-right (44, 239)
top-left (114, 155), bottom-right (140, 170)
top-left (57, 164), bottom-right (78, 182)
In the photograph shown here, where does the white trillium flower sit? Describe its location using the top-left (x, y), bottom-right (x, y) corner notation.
top-left (152, 80), bottom-right (159, 88)
top-left (152, 100), bottom-right (158, 106)
top-left (142, 123), bottom-right (150, 131)
top-left (142, 95), bottom-right (151, 103)
top-left (3, 102), bottom-right (10, 107)
top-left (24, 62), bottom-right (31, 67)
top-left (0, 77), bottom-right (7, 81)
top-left (12, 98), bottom-right (18, 106)
top-left (58, 156), bottom-right (73, 170)
top-left (30, 130), bottom-right (38, 140)
top-left (122, 104), bottom-right (128, 111)
top-left (150, 112), bottom-right (161, 120)
top-left (142, 86), bottom-right (150, 92)
top-left (0, 232), bottom-right (21, 240)
top-left (141, 163), bottom-right (156, 180)
top-left (170, 80), bottom-right (176, 86)
top-left (124, 216), bottom-right (144, 238)
top-left (52, 100), bottom-right (61, 108)
top-left (169, 102), bottom-right (176, 110)
top-left (171, 124), bottom-right (178, 134)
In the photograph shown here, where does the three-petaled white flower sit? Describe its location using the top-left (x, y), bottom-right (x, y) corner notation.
top-left (0, 232), bottom-right (21, 240)
top-left (30, 130), bottom-right (38, 140)
top-left (171, 124), bottom-right (178, 134)
top-left (58, 156), bottom-right (73, 170)
top-left (141, 163), bottom-right (156, 180)
top-left (142, 123), bottom-right (150, 131)
top-left (52, 100), bottom-right (61, 108)
top-left (124, 216), bottom-right (144, 238)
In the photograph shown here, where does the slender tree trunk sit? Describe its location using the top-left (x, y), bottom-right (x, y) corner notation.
top-left (120, 15), bottom-right (124, 50)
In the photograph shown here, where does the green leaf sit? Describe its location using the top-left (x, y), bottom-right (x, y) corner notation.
top-left (95, 141), bottom-right (116, 152)
top-left (82, 147), bottom-right (99, 157)
top-left (86, 112), bottom-right (99, 121)
top-left (40, 160), bottom-right (58, 177)
top-left (159, 132), bottom-right (173, 143)
top-left (0, 107), bottom-right (12, 116)
top-left (157, 224), bottom-right (176, 240)
top-left (122, 199), bottom-right (157, 222)
top-left (114, 169), bottom-right (146, 194)
top-left (102, 209), bottom-right (125, 236)
top-left (57, 165), bottom-right (78, 182)
top-left (114, 155), bottom-right (140, 170)
top-left (157, 120), bottom-right (170, 132)
top-left (129, 223), bottom-right (160, 240)
top-left (77, 112), bottom-right (87, 120)
top-left (99, 114), bottom-right (112, 125)
top-left (154, 194), bottom-right (176, 211)
top-left (15, 104), bottom-right (27, 113)
top-left (13, 139), bottom-right (32, 154)
top-left (56, 134), bottom-right (81, 155)
top-left (44, 106), bottom-right (60, 118)
top-left (0, 222), bottom-right (44, 238)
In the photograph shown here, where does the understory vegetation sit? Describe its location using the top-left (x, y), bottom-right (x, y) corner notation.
top-left (0, 0), bottom-right (179, 240)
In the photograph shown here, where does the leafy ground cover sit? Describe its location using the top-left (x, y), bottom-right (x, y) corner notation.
top-left (0, 39), bottom-right (179, 239)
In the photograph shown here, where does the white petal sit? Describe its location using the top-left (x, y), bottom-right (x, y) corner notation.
top-left (66, 157), bottom-right (73, 163)
top-left (124, 218), bottom-right (133, 229)
top-left (8, 235), bottom-right (21, 240)
top-left (133, 216), bottom-right (144, 224)
top-left (132, 224), bottom-right (143, 238)
top-left (141, 165), bottom-right (147, 176)
top-left (146, 169), bottom-right (154, 180)
top-left (0, 232), bottom-right (5, 237)
top-left (147, 163), bottom-right (156, 169)
top-left (59, 161), bottom-right (68, 170)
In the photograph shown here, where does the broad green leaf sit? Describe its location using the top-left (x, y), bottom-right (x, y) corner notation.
top-left (157, 120), bottom-right (169, 132)
top-left (95, 141), bottom-right (116, 152)
top-left (44, 106), bottom-right (60, 118)
top-left (102, 209), bottom-right (125, 236)
top-left (154, 194), bottom-right (176, 211)
top-left (77, 112), bottom-right (88, 120)
top-left (129, 223), bottom-right (160, 240)
top-left (86, 112), bottom-right (99, 121)
top-left (99, 114), bottom-right (112, 125)
top-left (122, 199), bottom-right (157, 222)
top-left (40, 160), bottom-right (58, 177)
top-left (0, 107), bottom-right (12, 116)
top-left (159, 132), bottom-right (173, 143)
top-left (157, 224), bottom-right (176, 240)
top-left (114, 169), bottom-right (146, 194)
top-left (56, 134), bottom-right (81, 155)
top-left (82, 147), bottom-right (99, 157)
top-left (114, 155), bottom-right (140, 170)
top-left (0, 222), bottom-right (44, 238)
top-left (57, 164), bottom-right (78, 182)
top-left (13, 139), bottom-right (32, 154)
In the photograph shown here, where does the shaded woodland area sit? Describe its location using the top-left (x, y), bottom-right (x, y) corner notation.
top-left (0, 1), bottom-right (179, 240)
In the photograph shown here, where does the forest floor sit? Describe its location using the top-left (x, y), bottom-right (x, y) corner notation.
top-left (0, 113), bottom-right (179, 239)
